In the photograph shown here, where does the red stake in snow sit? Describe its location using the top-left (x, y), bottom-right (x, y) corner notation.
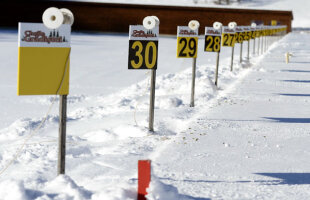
top-left (138, 160), bottom-right (151, 200)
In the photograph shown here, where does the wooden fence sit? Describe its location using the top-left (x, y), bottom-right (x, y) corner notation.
top-left (2, 1), bottom-right (293, 34)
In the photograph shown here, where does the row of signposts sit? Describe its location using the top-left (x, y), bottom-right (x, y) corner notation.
top-left (131, 21), bottom-right (286, 199)
top-left (15, 7), bottom-right (287, 186)
top-left (13, 7), bottom-right (288, 200)
top-left (128, 17), bottom-right (287, 133)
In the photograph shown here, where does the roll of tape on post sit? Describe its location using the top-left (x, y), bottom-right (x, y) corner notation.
top-left (42, 7), bottom-right (64, 29)
top-left (251, 23), bottom-right (257, 28)
top-left (143, 16), bottom-right (156, 30)
top-left (60, 8), bottom-right (74, 26)
top-left (151, 16), bottom-right (160, 26)
top-left (228, 22), bottom-right (237, 29)
top-left (213, 22), bottom-right (222, 30)
top-left (188, 20), bottom-right (200, 31)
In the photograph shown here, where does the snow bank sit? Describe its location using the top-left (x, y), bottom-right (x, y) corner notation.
top-left (0, 180), bottom-right (28, 200)
top-left (41, 175), bottom-right (92, 200)
top-left (146, 177), bottom-right (192, 200)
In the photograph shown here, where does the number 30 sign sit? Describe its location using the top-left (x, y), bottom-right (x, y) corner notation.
top-left (128, 25), bottom-right (158, 70)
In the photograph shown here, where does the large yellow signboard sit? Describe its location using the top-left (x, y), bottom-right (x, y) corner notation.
top-left (18, 23), bottom-right (71, 95)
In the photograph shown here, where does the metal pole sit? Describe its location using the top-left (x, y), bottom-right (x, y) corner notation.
top-left (257, 36), bottom-right (260, 55)
top-left (215, 52), bottom-right (220, 86)
top-left (149, 69), bottom-right (156, 132)
top-left (261, 35), bottom-right (264, 54)
top-left (240, 42), bottom-right (243, 63)
top-left (190, 57), bottom-right (197, 107)
top-left (230, 46), bottom-right (234, 71)
top-left (264, 36), bottom-right (267, 52)
top-left (58, 94), bottom-right (67, 175)
top-left (253, 38), bottom-right (256, 55)
top-left (247, 40), bottom-right (250, 61)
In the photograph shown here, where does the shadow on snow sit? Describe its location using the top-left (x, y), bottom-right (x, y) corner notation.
top-left (263, 117), bottom-right (310, 123)
top-left (255, 173), bottom-right (310, 185)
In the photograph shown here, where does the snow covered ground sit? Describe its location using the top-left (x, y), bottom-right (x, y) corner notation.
top-left (65, 0), bottom-right (308, 27)
top-left (1, 28), bottom-right (310, 199)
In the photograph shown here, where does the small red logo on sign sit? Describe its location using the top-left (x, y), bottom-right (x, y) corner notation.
top-left (131, 30), bottom-right (157, 38)
top-left (22, 30), bottom-right (68, 44)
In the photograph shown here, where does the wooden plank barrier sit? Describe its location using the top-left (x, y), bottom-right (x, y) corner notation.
top-left (2, 1), bottom-right (293, 34)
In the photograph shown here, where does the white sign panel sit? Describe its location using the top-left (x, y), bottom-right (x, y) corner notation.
top-left (18, 23), bottom-right (71, 48)
top-left (129, 25), bottom-right (159, 41)
top-left (205, 27), bottom-right (221, 36)
top-left (177, 26), bottom-right (198, 37)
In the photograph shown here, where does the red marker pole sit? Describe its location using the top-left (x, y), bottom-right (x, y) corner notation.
top-left (138, 160), bottom-right (151, 200)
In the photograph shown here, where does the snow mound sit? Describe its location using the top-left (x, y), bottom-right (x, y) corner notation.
top-left (43, 175), bottom-right (92, 200)
top-left (91, 186), bottom-right (136, 200)
top-left (0, 180), bottom-right (28, 200)
top-left (146, 177), bottom-right (193, 200)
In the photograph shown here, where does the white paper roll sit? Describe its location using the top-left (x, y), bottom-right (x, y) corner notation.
top-left (188, 20), bottom-right (200, 31)
top-left (60, 8), bottom-right (74, 26)
top-left (213, 22), bottom-right (222, 30)
top-left (228, 22), bottom-right (237, 29)
top-left (251, 23), bottom-right (257, 28)
top-left (42, 7), bottom-right (64, 29)
top-left (143, 16), bottom-right (156, 30)
top-left (151, 16), bottom-right (160, 26)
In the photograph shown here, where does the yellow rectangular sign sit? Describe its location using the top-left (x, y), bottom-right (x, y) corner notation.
top-left (18, 23), bottom-right (71, 95)
top-left (176, 26), bottom-right (198, 58)
top-left (271, 20), bottom-right (277, 26)
top-left (222, 26), bottom-right (236, 47)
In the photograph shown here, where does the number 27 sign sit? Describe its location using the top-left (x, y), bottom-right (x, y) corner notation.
top-left (128, 25), bottom-right (158, 70)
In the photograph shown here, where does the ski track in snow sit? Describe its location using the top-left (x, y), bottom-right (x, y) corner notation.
top-left (0, 30), bottom-right (310, 199)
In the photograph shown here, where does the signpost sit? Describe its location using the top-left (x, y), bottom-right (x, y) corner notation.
top-left (204, 25), bottom-right (222, 87)
top-left (211, 22), bottom-right (223, 86)
top-left (256, 26), bottom-right (261, 55)
top-left (204, 27), bottom-right (221, 53)
top-left (251, 23), bottom-right (256, 55)
top-left (222, 25), bottom-right (236, 71)
top-left (18, 7), bottom-right (74, 175)
top-left (242, 26), bottom-right (251, 61)
top-left (235, 26), bottom-right (244, 63)
top-left (177, 21), bottom-right (199, 107)
top-left (128, 16), bottom-right (159, 131)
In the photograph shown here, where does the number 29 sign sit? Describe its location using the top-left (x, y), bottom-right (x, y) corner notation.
top-left (176, 26), bottom-right (198, 58)
top-left (128, 25), bottom-right (158, 70)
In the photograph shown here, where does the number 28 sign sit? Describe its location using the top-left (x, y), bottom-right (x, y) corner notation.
top-left (204, 27), bottom-right (221, 52)
top-left (128, 25), bottom-right (158, 70)
top-left (176, 26), bottom-right (198, 58)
